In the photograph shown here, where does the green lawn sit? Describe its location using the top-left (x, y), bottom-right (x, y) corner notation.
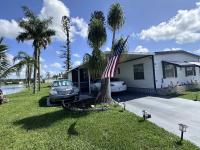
top-left (177, 89), bottom-right (200, 101)
top-left (0, 85), bottom-right (199, 150)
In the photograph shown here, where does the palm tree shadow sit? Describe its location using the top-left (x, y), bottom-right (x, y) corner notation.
top-left (13, 109), bottom-right (89, 130)
top-left (67, 121), bottom-right (78, 137)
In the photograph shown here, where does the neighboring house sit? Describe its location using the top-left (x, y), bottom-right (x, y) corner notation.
top-left (68, 50), bottom-right (200, 95)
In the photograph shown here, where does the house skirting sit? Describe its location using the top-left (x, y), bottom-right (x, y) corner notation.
top-left (127, 87), bottom-right (156, 95)
top-left (157, 84), bottom-right (200, 95)
top-left (128, 84), bottom-right (200, 96)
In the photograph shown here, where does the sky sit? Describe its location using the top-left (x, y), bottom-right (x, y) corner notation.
top-left (1, 0), bottom-right (200, 78)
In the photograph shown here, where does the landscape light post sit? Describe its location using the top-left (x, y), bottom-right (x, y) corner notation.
top-left (142, 110), bottom-right (151, 120)
top-left (178, 123), bottom-right (188, 144)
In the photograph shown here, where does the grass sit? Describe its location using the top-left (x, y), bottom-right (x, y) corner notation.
top-left (176, 89), bottom-right (200, 101)
top-left (0, 85), bottom-right (199, 150)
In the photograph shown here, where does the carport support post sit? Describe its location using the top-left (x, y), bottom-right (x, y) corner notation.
top-left (78, 68), bottom-right (81, 92)
top-left (88, 69), bottom-right (91, 95)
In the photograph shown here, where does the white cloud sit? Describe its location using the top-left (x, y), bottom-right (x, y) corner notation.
top-left (193, 49), bottom-right (200, 54)
top-left (140, 2), bottom-right (200, 44)
top-left (72, 53), bottom-right (80, 58)
top-left (104, 47), bottom-right (111, 52)
top-left (56, 50), bottom-right (60, 55)
top-left (40, 0), bottom-right (88, 41)
top-left (73, 60), bottom-right (81, 67)
top-left (43, 64), bottom-right (48, 69)
top-left (132, 45), bottom-right (149, 53)
top-left (7, 53), bottom-right (14, 64)
top-left (130, 33), bottom-right (136, 39)
top-left (0, 19), bottom-right (22, 39)
top-left (51, 62), bottom-right (62, 68)
top-left (40, 0), bottom-right (70, 41)
top-left (0, 0), bottom-right (88, 42)
top-left (71, 17), bottom-right (88, 38)
top-left (162, 47), bottom-right (182, 51)
top-left (40, 57), bottom-right (45, 62)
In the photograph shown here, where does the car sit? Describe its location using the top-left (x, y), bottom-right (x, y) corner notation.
top-left (49, 80), bottom-right (79, 103)
top-left (90, 78), bottom-right (127, 93)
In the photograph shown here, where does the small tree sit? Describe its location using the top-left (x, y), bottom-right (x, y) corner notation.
top-left (84, 11), bottom-right (107, 80)
top-left (13, 51), bottom-right (35, 88)
top-left (61, 16), bottom-right (72, 72)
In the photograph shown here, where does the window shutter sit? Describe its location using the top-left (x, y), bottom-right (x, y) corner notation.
top-left (175, 66), bottom-right (177, 77)
top-left (185, 68), bottom-right (187, 77)
top-left (162, 62), bottom-right (166, 79)
top-left (194, 67), bottom-right (196, 76)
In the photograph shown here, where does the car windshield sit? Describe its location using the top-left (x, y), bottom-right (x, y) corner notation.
top-left (52, 80), bottom-right (73, 87)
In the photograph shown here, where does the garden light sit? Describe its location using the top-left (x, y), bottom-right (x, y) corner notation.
top-left (178, 123), bottom-right (188, 143)
top-left (142, 110), bottom-right (151, 120)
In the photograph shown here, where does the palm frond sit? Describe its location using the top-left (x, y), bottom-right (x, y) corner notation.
top-left (107, 3), bottom-right (125, 31)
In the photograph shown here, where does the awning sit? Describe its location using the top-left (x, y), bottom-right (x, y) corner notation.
top-left (163, 61), bottom-right (200, 67)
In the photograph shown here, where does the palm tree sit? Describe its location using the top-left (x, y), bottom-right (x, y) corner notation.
top-left (0, 37), bottom-right (9, 85)
top-left (16, 6), bottom-right (55, 93)
top-left (61, 16), bottom-right (72, 71)
top-left (85, 13), bottom-right (107, 79)
top-left (98, 3), bottom-right (125, 102)
top-left (13, 51), bottom-right (35, 88)
top-left (107, 3), bottom-right (125, 48)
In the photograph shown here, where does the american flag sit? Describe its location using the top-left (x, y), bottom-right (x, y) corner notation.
top-left (101, 37), bottom-right (128, 79)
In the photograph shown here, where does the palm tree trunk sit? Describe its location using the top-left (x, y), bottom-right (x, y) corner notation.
top-left (96, 78), bottom-right (112, 103)
top-left (27, 64), bottom-right (30, 88)
top-left (38, 50), bottom-right (41, 91)
top-left (112, 29), bottom-right (116, 50)
top-left (97, 29), bottom-right (116, 103)
top-left (33, 48), bottom-right (37, 94)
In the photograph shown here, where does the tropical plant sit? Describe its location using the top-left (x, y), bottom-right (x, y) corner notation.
top-left (98, 3), bottom-right (125, 102)
top-left (84, 12), bottom-right (107, 80)
top-left (0, 37), bottom-right (9, 77)
top-left (13, 51), bottom-right (35, 88)
top-left (16, 6), bottom-right (55, 93)
top-left (107, 3), bottom-right (125, 47)
top-left (97, 38), bottom-right (128, 103)
top-left (61, 16), bottom-right (72, 71)
top-left (90, 11), bottom-right (105, 25)
top-left (0, 37), bottom-right (10, 86)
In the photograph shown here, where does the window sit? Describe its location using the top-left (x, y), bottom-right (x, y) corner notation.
top-left (134, 64), bottom-right (144, 80)
top-left (185, 67), bottom-right (196, 76)
top-left (163, 62), bottom-right (177, 78)
top-left (117, 68), bottom-right (120, 74)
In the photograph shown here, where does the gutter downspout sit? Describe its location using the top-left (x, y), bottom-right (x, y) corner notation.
top-left (152, 55), bottom-right (157, 94)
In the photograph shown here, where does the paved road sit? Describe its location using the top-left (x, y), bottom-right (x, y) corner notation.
top-left (121, 96), bottom-right (200, 147)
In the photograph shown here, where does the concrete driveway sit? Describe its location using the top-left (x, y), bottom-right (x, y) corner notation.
top-left (121, 96), bottom-right (200, 147)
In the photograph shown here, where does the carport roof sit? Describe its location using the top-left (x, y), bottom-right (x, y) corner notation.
top-left (68, 50), bottom-right (200, 72)
top-left (163, 61), bottom-right (200, 67)
top-left (67, 52), bottom-right (153, 72)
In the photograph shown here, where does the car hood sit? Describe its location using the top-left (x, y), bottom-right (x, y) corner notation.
top-left (111, 81), bottom-right (125, 85)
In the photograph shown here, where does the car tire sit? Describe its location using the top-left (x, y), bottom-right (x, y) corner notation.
top-left (75, 94), bottom-right (80, 101)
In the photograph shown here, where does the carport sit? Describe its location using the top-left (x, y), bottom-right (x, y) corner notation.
top-left (67, 64), bottom-right (91, 93)
top-left (67, 52), bottom-right (156, 94)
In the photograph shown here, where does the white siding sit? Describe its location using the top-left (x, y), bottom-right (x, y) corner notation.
top-left (115, 56), bottom-right (154, 88)
top-left (154, 53), bottom-right (200, 88)
top-left (68, 72), bottom-right (72, 81)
